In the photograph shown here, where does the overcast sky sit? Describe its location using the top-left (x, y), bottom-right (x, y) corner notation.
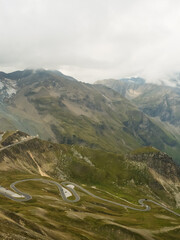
top-left (1, 0), bottom-right (180, 83)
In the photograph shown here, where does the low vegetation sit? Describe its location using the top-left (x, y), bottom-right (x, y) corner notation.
top-left (0, 131), bottom-right (179, 239)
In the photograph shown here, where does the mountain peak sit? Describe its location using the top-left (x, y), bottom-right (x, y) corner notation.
top-left (118, 77), bottom-right (146, 85)
top-left (0, 69), bottom-right (78, 82)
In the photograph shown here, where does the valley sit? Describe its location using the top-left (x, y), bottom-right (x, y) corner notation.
top-left (0, 130), bottom-right (179, 239)
top-left (0, 71), bottom-right (180, 239)
top-left (0, 69), bottom-right (179, 160)
top-left (95, 77), bottom-right (180, 164)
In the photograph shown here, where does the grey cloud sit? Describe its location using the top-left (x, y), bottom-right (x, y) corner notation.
top-left (1, 0), bottom-right (180, 83)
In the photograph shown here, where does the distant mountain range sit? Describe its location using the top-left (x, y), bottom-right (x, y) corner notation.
top-left (95, 77), bottom-right (180, 163)
top-left (0, 69), bottom-right (179, 163)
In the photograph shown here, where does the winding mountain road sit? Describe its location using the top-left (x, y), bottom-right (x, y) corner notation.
top-left (0, 178), bottom-right (179, 217)
top-left (0, 138), bottom-right (179, 217)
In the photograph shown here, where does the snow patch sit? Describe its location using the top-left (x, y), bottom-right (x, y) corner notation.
top-left (62, 187), bottom-right (72, 198)
top-left (6, 87), bottom-right (16, 96)
top-left (67, 184), bottom-right (74, 189)
top-left (0, 78), bottom-right (17, 100)
top-left (0, 187), bottom-right (24, 198)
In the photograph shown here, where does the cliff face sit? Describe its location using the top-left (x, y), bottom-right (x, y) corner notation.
top-left (0, 130), bottom-right (30, 147)
top-left (127, 147), bottom-right (180, 207)
top-left (128, 150), bottom-right (180, 182)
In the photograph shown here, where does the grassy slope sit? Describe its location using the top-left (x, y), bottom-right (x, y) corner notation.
top-left (0, 133), bottom-right (179, 239)
top-left (0, 171), bottom-right (179, 240)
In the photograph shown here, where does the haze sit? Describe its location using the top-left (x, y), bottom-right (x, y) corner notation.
top-left (1, 0), bottom-right (180, 83)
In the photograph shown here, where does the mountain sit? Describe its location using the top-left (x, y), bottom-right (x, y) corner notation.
top-left (0, 131), bottom-right (179, 240)
top-left (95, 78), bottom-right (180, 126)
top-left (95, 77), bottom-right (146, 99)
top-left (166, 73), bottom-right (180, 88)
top-left (0, 69), bottom-right (77, 82)
top-left (0, 69), bottom-right (179, 162)
top-left (95, 78), bottom-right (180, 163)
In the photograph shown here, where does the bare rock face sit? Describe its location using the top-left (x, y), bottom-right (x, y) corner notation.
top-left (0, 131), bottom-right (30, 147)
top-left (126, 147), bottom-right (180, 207)
top-left (128, 150), bottom-right (180, 182)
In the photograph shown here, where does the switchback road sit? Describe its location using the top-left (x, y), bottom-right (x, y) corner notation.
top-left (0, 178), bottom-right (179, 217)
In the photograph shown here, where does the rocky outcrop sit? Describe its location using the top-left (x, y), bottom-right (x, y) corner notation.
top-left (1, 130), bottom-right (30, 147)
top-left (127, 148), bottom-right (180, 207)
top-left (127, 151), bottom-right (180, 182)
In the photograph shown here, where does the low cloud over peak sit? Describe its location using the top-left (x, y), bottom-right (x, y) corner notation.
top-left (1, 0), bottom-right (180, 83)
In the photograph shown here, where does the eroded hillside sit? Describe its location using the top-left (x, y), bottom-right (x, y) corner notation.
top-left (0, 69), bottom-right (178, 159)
top-left (0, 131), bottom-right (179, 240)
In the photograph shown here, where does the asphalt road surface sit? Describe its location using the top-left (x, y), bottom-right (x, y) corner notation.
top-left (1, 139), bottom-right (179, 217)
top-left (0, 178), bottom-right (179, 217)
